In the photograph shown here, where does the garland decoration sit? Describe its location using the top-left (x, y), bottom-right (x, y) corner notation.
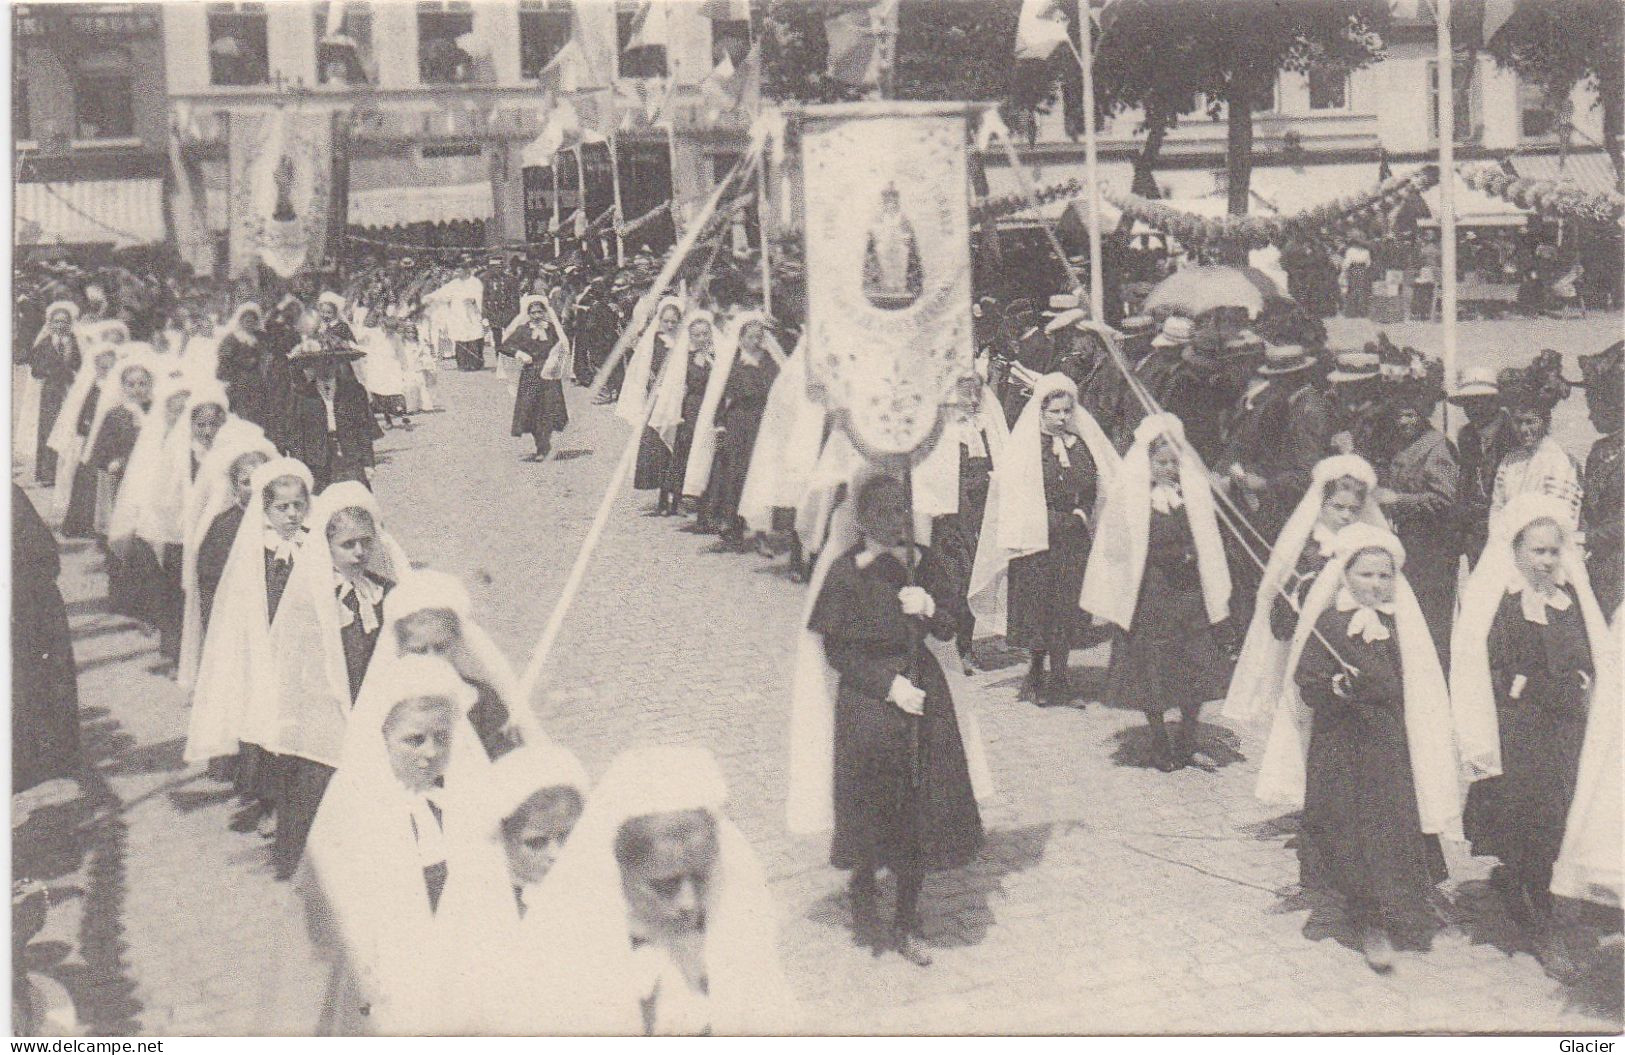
top-left (1462, 163), bottom-right (1624, 227)
top-left (972, 178), bottom-right (1083, 226)
top-left (1098, 167), bottom-right (1440, 250)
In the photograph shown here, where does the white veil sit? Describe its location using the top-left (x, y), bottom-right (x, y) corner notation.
top-left (681, 313), bottom-right (741, 498)
top-left (1551, 605), bottom-right (1623, 906)
top-left (1253, 523), bottom-right (1463, 837)
top-left (649, 308), bottom-right (716, 448)
top-left (738, 335), bottom-right (827, 534)
top-left (616, 295), bottom-right (685, 426)
top-left (968, 372), bottom-right (1120, 638)
top-left (1079, 411), bottom-right (1228, 632)
top-left (183, 456), bottom-right (315, 766)
top-left (109, 368), bottom-right (191, 555)
top-left (1222, 455), bottom-right (1386, 725)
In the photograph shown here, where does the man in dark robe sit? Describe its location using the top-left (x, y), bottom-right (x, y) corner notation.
top-left (1219, 345), bottom-right (1333, 540)
top-left (1448, 369), bottom-right (1516, 569)
top-left (13, 485), bottom-right (79, 793)
top-left (1579, 342), bottom-right (1623, 612)
top-left (27, 305), bottom-right (82, 486)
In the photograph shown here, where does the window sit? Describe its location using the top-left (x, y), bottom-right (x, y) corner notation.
top-left (73, 50), bottom-right (135, 140)
top-left (520, 0), bottom-right (572, 78)
top-left (316, 1), bottom-right (373, 85)
top-left (1518, 76), bottom-right (1569, 140)
top-left (617, 3), bottom-right (667, 78)
top-left (208, 3), bottom-right (270, 86)
top-left (15, 77), bottom-right (31, 142)
top-left (1307, 66), bottom-right (1347, 110)
top-left (1428, 58), bottom-right (1476, 142)
top-left (418, 1), bottom-right (475, 84)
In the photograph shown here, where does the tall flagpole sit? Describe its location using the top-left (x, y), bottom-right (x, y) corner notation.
top-left (609, 130), bottom-right (628, 266)
top-left (1437, 0), bottom-right (1457, 434)
top-left (1077, 0), bottom-right (1104, 322)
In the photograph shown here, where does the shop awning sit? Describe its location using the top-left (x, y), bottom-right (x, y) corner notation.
top-left (15, 179), bottom-right (167, 247)
top-left (1510, 151), bottom-right (1621, 196)
top-left (1417, 172), bottom-right (1529, 227)
top-left (348, 180), bottom-right (495, 229)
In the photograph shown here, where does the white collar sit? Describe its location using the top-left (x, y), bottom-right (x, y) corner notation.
top-left (1311, 521), bottom-right (1340, 549)
top-left (264, 524), bottom-right (304, 562)
top-left (1509, 571), bottom-right (1572, 625)
top-left (855, 545), bottom-right (907, 571)
top-left (1150, 482), bottom-right (1184, 514)
top-left (335, 571), bottom-right (385, 633)
top-left (1336, 586), bottom-right (1395, 642)
top-left (404, 784), bottom-right (447, 869)
top-left (1044, 431), bottom-right (1076, 467)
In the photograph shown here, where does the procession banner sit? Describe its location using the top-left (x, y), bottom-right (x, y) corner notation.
top-left (229, 109), bottom-right (332, 278)
top-left (798, 102), bottom-right (977, 462)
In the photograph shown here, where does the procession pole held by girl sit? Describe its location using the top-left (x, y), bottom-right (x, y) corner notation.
top-left (898, 456), bottom-right (925, 790)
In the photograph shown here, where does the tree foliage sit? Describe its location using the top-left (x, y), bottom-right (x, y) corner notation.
top-left (1484, 0), bottom-right (1624, 184)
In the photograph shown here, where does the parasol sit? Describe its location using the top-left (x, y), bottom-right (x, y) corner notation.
top-left (1142, 265), bottom-right (1288, 319)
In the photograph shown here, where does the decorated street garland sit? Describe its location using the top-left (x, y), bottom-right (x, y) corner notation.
top-left (1462, 163), bottom-right (1624, 227)
top-left (972, 178), bottom-right (1084, 226)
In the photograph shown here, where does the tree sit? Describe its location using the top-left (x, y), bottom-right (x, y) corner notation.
top-left (1090, 0), bottom-right (1389, 252)
top-left (1484, 0), bottom-right (1624, 187)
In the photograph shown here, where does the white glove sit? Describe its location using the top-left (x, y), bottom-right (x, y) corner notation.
top-left (887, 675), bottom-right (926, 716)
top-left (897, 586), bottom-right (935, 619)
top-left (515, 351), bottom-right (534, 365)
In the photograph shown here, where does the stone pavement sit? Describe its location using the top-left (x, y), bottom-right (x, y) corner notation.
top-left (14, 318), bottom-right (1624, 1035)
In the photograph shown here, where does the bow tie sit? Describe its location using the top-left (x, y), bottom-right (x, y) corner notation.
top-left (1046, 432), bottom-right (1075, 468)
top-left (264, 529), bottom-right (301, 565)
top-left (1336, 587), bottom-right (1394, 642)
top-left (855, 545), bottom-right (908, 571)
top-left (335, 574), bottom-right (385, 633)
top-left (1150, 484), bottom-right (1184, 514)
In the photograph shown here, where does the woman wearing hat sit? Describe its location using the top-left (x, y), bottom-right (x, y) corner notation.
top-left (25, 301), bottom-right (83, 487)
top-left (1449, 368), bottom-right (1516, 569)
top-left (1491, 352), bottom-right (1582, 528)
top-left (1376, 378), bottom-right (1459, 664)
top-left (284, 313), bottom-right (380, 491)
top-left (502, 294), bottom-right (571, 462)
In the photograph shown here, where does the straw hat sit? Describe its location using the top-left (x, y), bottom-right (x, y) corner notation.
top-left (1327, 351), bottom-right (1381, 384)
top-left (1257, 344), bottom-right (1317, 376)
top-left (1447, 367), bottom-right (1501, 403)
top-left (1151, 316), bottom-right (1194, 348)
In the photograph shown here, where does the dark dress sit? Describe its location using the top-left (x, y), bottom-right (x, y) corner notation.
top-left (275, 572), bottom-right (392, 879)
top-left (1582, 430), bottom-right (1623, 613)
top-left (810, 547), bottom-right (983, 874)
top-left (61, 382), bottom-right (104, 538)
top-left (1007, 436), bottom-right (1097, 654)
top-left (12, 486), bottom-right (79, 793)
top-left (1106, 506), bottom-right (1230, 713)
top-left (663, 359), bottom-right (710, 496)
top-left (1462, 587), bottom-right (1593, 891)
top-left (1270, 536), bottom-right (1330, 642)
top-left (196, 505), bottom-right (246, 630)
top-left (467, 677), bottom-right (522, 762)
top-left (505, 324), bottom-right (569, 444)
top-left (632, 335), bottom-right (675, 491)
top-left (86, 403), bottom-right (145, 616)
top-left (29, 333), bottom-right (80, 486)
top-left (1295, 606), bottom-right (1447, 927)
top-left (285, 365), bottom-right (379, 491)
top-left (707, 354), bottom-right (780, 526)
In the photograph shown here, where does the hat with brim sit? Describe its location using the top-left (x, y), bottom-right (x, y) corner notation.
top-left (1328, 351), bottom-right (1381, 384)
top-left (1118, 315), bottom-right (1155, 336)
top-left (1044, 308), bottom-right (1089, 335)
top-left (1152, 316), bottom-right (1194, 348)
top-left (1257, 344), bottom-right (1317, 375)
top-left (1042, 294), bottom-right (1081, 317)
top-left (1447, 366), bottom-right (1501, 403)
top-left (288, 338), bottom-right (364, 364)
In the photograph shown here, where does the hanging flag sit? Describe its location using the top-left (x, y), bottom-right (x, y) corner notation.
top-left (700, 0), bottom-right (750, 20)
top-left (626, 0), bottom-right (669, 50)
top-left (572, 0), bottom-right (620, 90)
top-left (825, 0), bottom-right (897, 90)
top-left (1481, 0), bottom-right (1518, 43)
top-left (537, 38), bottom-right (588, 93)
top-left (1015, 0), bottom-right (1069, 60)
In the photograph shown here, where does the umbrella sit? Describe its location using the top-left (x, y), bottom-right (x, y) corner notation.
top-left (1143, 265), bottom-right (1287, 319)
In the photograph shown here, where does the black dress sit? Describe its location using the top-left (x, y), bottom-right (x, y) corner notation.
top-left (708, 355), bottom-right (780, 525)
top-left (285, 365), bottom-right (378, 491)
top-left (29, 333), bottom-right (80, 486)
top-left (1269, 536), bottom-right (1330, 642)
top-left (12, 486), bottom-right (79, 793)
top-left (195, 505), bottom-right (246, 630)
top-left (1296, 606), bottom-right (1446, 927)
top-left (86, 403), bottom-right (144, 616)
top-left (1106, 506), bottom-right (1229, 713)
top-left (633, 335), bottom-right (674, 491)
top-left (1007, 437), bottom-right (1097, 654)
top-left (1462, 587), bottom-right (1593, 890)
top-left (61, 381), bottom-right (104, 538)
top-left (506, 324), bottom-right (569, 443)
top-left (810, 547), bottom-right (983, 874)
top-left (664, 359), bottom-right (710, 496)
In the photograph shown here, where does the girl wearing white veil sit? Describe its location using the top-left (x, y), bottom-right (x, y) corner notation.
top-left (788, 472), bottom-right (992, 967)
top-left (738, 334), bottom-right (827, 568)
top-left (436, 742), bottom-right (590, 1034)
top-left (969, 372), bottom-right (1119, 707)
top-left (1082, 413), bottom-right (1231, 771)
top-left (705, 311), bottom-right (786, 549)
top-left (354, 569), bottom-right (545, 766)
top-left (1257, 523), bottom-right (1458, 973)
top-left (621, 295), bottom-right (686, 499)
top-left (1223, 455), bottom-right (1387, 726)
top-left (1551, 604), bottom-right (1622, 908)
top-left (184, 457), bottom-right (314, 835)
top-left (109, 369), bottom-right (192, 626)
top-left (298, 654), bottom-right (485, 1035)
top-left (50, 326), bottom-right (126, 532)
top-left (1453, 494), bottom-right (1610, 967)
top-left (524, 745), bottom-right (797, 1035)
top-left (650, 309), bottom-right (717, 518)
top-left (680, 311), bottom-right (738, 527)
top-left (268, 481), bottom-right (410, 880)
top-left (84, 347), bottom-right (158, 539)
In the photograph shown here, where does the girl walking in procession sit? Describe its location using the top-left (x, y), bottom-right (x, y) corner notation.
top-left (1081, 413), bottom-right (1232, 771)
top-left (791, 473), bottom-right (992, 967)
top-left (968, 372), bottom-right (1118, 706)
top-left (1453, 493), bottom-right (1611, 974)
top-left (652, 309), bottom-right (718, 519)
top-left (502, 294), bottom-right (571, 462)
top-left (623, 295), bottom-right (686, 506)
top-left (1255, 523), bottom-right (1461, 974)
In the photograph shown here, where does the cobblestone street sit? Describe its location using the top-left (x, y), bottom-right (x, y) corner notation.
top-left (14, 318), bottom-right (1625, 1035)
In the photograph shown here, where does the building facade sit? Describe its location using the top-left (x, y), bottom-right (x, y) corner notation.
top-left (13, 3), bottom-right (171, 254)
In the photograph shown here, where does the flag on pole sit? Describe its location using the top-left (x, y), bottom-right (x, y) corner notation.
top-left (825, 0), bottom-right (897, 89)
top-left (572, 0), bottom-right (620, 90)
top-left (1481, 0), bottom-right (1518, 43)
